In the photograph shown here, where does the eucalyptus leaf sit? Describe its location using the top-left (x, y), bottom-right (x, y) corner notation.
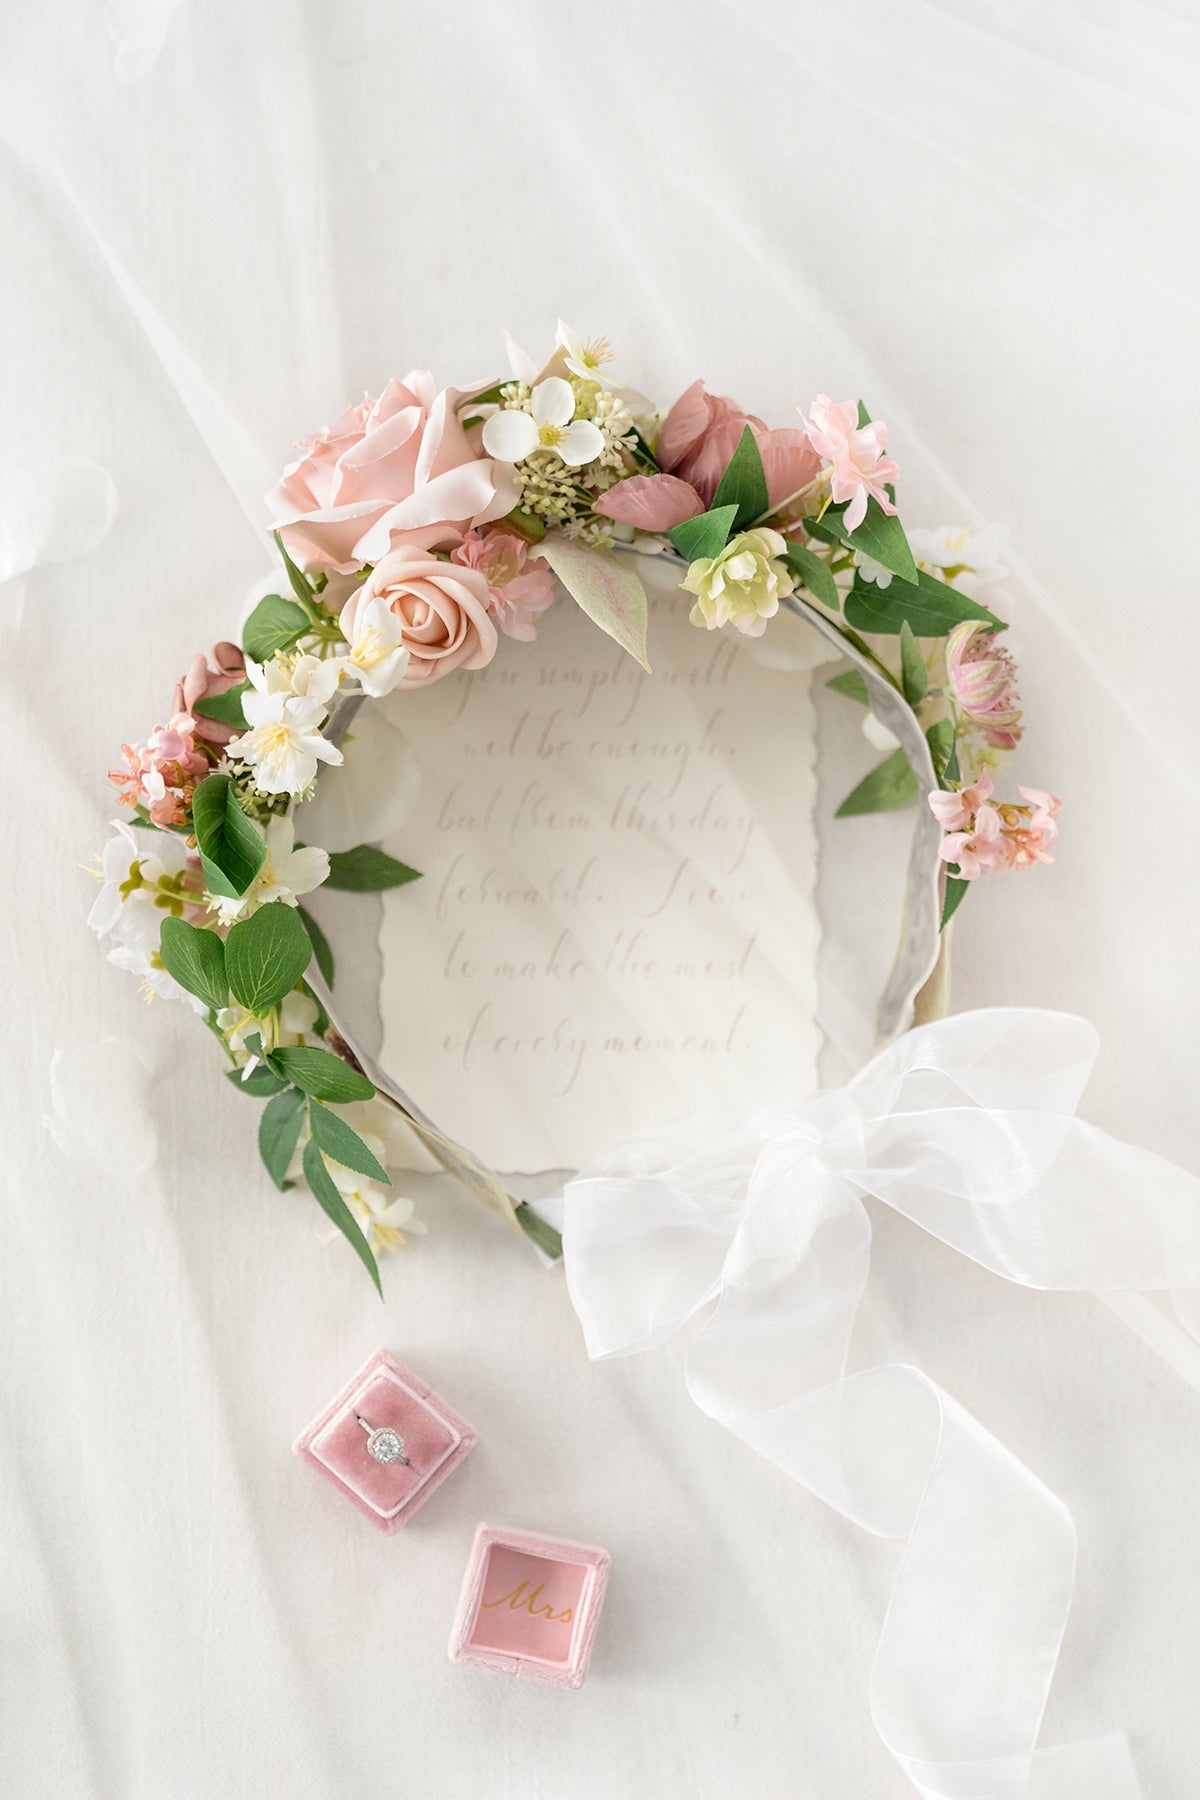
top-left (844, 498), bottom-right (918, 583)
top-left (225, 903), bottom-right (312, 1014)
top-left (710, 426), bottom-right (769, 531)
top-left (158, 918), bottom-right (228, 1013)
top-left (225, 1064), bottom-right (288, 1098)
top-left (268, 1045), bottom-right (375, 1103)
top-left (241, 594), bottom-right (311, 664)
top-left (259, 1087), bottom-right (305, 1191)
top-left (302, 1137), bottom-right (382, 1296)
top-left (941, 873), bottom-right (969, 929)
top-left (537, 534), bottom-right (651, 671)
top-left (782, 542), bottom-right (840, 610)
top-left (826, 669), bottom-right (870, 705)
top-left (298, 905), bottom-right (334, 986)
top-left (191, 773), bottom-right (267, 899)
top-left (835, 748), bottom-right (919, 818)
top-left (324, 846), bottom-right (422, 893)
top-left (844, 573), bottom-right (1003, 639)
top-left (192, 682), bottom-right (250, 729)
top-left (272, 530), bottom-right (315, 604)
top-left (899, 621), bottom-right (929, 706)
top-left (308, 1101), bottom-right (391, 1185)
top-left (668, 503), bottom-right (738, 564)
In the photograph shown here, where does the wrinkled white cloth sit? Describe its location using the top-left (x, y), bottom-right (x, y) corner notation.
top-left (4, 3), bottom-right (1200, 1797)
top-left (565, 1009), bottom-right (1200, 1797)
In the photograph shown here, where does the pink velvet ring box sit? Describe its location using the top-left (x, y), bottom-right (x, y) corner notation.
top-left (449, 1523), bottom-right (611, 1688)
top-left (294, 1349), bottom-right (477, 1533)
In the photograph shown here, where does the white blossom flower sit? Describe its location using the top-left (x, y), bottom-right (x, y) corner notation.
top-left (210, 815), bottom-right (329, 923)
top-left (340, 592), bottom-right (410, 697)
top-left (219, 986), bottom-right (321, 1077)
top-left (556, 321), bottom-right (618, 386)
top-left (853, 551), bottom-right (893, 590)
top-left (482, 377), bottom-right (604, 469)
top-left (907, 524), bottom-right (1010, 606)
top-left (228, 656), bottom-right (343, 796)
top-left (88, 819), bottom-right (207, 1010)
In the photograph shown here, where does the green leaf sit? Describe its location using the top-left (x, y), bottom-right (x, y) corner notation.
top-left (856, 399), bottom-right (872, 429)
top-left (191, 773), bottom-right (267, 899)
top-left (225, 1063), bottom-right (288, 1097)
top-left (158, 918), bottom-right (228, 1013)
top-left (826, 669), bottom-right (870, 705)
top-left (308, 1101), bottom-right (390, 1185)
top-left (298, 905), bottom-right (334, 986)
top-left (272, 530), bottom-right (315, 605)
top-left (537, 535), bottom-right (651, 672)
top-left (845, 498), bottom-right (918, 584)
top-left (241, 594), bottom-right (311, 663)
top-left (925, 718), bottom-right (956, 780)
top-left (258, 1087), bottom-right (306, 1191)
top-left (844, 571), bottom-right (1004, 639)
top-left (302, 1137), bottom-right (382, 1296)
top-left (941, 873), bottom-right (970, 929)
top-left (710, 426), bottom-right (769, 531)
top-left (225, 903), bottom-right (312, 1013)
top-left (835, 748), bottom-right (919, 818)
top-left (268, 1045), bottom-right (374, 1103)
top-left (667, 503), bottom-right (738, 564)
top-left (782, 542), bottom-right (840, 610)
top-left (324, 846), bottom-right (422, 893)
top-left (515, 1201), bottom-right (564, 1259)
top-left (192, 682), bottom-right (250, 729)
top-left (944, 739), bottom-right (961, 785)
top-left (899, 620), bottom-right (929, 707)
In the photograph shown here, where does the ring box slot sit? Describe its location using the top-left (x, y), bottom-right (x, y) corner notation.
top-left (294, 1350), bottom-right (477, 1533)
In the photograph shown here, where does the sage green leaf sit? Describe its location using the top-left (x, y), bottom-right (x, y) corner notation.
top-left (297, 905), bottom-right (334, 986)
top-left (157, 918), bottom-right (228, 1013)
top-left (668, 503), bottom-right (738, 564)
top-left (844, 573), bottom-right (1003, 639)
top-left (899, 620), bottom-right (929, 706)
top-left (259, 1087), bottom-right (305, 1191)
top-left (272, 530), bottom-right (315, 604)
top-left (844, 498), bottom-right (918, 583)
top-left (225, 903), bottom-right (312, 1014)
top-left (711, 426), bottom-right (769, 531)
top-left (835, 748), bottom-right (919, 818)
top-left (241, 593), bottom-right (311, 664)
top-left (826, 669), bottom-right (870, 705)
top-left (268, 1045), bottom-right (374, 1102)
top-left (225, 1064), bottom-right (287, 1097)
top-left (307, 1101), bottom-right (390, 1185)
top-left (192, 682), bottom-right (250, 729)
top-left (324, 846), bottom-right (422, 893)
top-left (782, 542), bottom-right (840, 610)
top-left (941, 873), bottom-right (969, 929)
top-left (944, 739), bottom-right (961, 785)
top-left (925, 718), bottom-right (956, 780)
top-left (856, 399), bottom-right (872, 428)
top-left (538, 534), bottom-right (651, 671)
top-left (515, 1201), bottom-right (564, 1260)
top-left (302, 1137), bottom-right (382, 1296)
top-left (191, 773), bottom-right (267, 899)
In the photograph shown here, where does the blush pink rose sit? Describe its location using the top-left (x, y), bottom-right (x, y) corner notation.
top-left (451, 529), bottom-right (557, 642)
top-left (173, 641), bottom-right (246, 746)
top-left (267, 373), bottom-right (520, 574)
top-left (598, 381), bottom-right (822, 531)
top-left (341, 546), bottom-right (499, 689)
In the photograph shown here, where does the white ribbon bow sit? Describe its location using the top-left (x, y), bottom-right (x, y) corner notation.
top-left (562, 1009), bottom-right (1200, 1799)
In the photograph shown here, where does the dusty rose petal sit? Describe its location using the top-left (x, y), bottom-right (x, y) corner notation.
top-left (595, 474), bottom-right (705, 531)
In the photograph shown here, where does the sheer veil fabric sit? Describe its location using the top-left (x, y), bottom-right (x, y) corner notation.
top-left (3, 4), bottom-right (1200, 1796)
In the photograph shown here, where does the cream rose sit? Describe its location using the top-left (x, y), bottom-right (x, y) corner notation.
top-left (681, 528), bottom-right (795, 638)
top-left (341, 547), bottom-right (499, 690)
top-left (267, 373), bottom-right (519, 574)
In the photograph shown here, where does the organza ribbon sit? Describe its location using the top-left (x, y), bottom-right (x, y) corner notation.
top-left (561, 1009), bottom-right (1200, 1799)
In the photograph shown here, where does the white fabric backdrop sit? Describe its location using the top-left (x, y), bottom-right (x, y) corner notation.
top-left (3, 3), bottom-right (1200, 1795)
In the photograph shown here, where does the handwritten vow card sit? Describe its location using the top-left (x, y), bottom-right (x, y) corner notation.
top-left (377, 560), bottom-right (821, 1171)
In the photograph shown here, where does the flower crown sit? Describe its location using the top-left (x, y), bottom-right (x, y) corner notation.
top-left (89, 322), bottom-right (1059, 1290)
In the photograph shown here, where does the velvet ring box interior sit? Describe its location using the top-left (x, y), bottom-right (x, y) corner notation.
top-left (294, 1349), bottom-right (477, 1533)
top-left (449, 1523), bottom-right (610, 1688)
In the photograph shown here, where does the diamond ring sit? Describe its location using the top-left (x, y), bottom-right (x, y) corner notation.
top-left (356, 1414), bottom-right (412, 1467)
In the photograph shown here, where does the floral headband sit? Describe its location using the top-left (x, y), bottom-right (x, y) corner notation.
top-left (89, 322), bottom-right (1059, 1289)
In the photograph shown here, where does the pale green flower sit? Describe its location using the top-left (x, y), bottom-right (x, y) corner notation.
top-left (681, 528), bottom-right (795, 638)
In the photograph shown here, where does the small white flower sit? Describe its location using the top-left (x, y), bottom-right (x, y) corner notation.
top-left (219, 985), bottom-right (320, 1076)
top-left (482, 377), bottom-right (605, 469)
top-left (228, 659), bottom-right (343, 797)
top-left (853, 551), bottom-right (893, 590)
top-left (341, 592), bottom-right (410, 698)
top-left (248, 652), bottom-right (341, 705)
top-left (556, 320), bottom-right (618, 386)
top-left (211, 815), bottom-right (329, 923)
top-left (907, 523), bottom-right (1009, 606)
top-left (88, 820), bottom-right (206, 1010)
